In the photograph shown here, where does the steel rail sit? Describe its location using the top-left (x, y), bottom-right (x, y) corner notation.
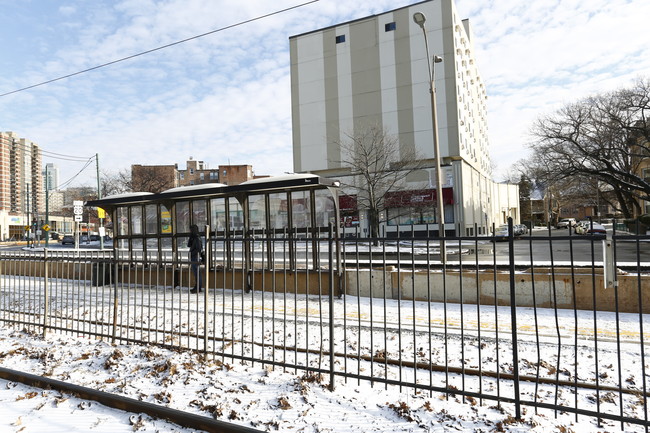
top-left (0, 366), bottom-right (263, 433)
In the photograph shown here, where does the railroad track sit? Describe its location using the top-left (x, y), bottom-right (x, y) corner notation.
top-left (0, 366), bottom-right (262, 433)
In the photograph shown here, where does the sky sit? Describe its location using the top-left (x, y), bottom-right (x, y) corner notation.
top-left (1, 0), bottom-right (649, 190)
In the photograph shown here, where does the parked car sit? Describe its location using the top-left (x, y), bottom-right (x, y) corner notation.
top-left (493, 225), bottom-right (510, 241)
top-left (574, 221), bottom-right (607, 236)
top-left (60, 235), bottom-right (74, 245)
top-left (585, 222), bottom-right (607, 236)
top-left (574, 221), bottom-right (587, 234)
top-left (557, 218), bottom-right (576, 229)
top-left (513, 224), bottom-right (528, 236)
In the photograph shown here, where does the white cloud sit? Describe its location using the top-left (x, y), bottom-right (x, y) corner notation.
top-left (1, 0), bottom-right (649, 185)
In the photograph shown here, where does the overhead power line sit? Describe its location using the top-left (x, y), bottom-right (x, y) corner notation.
top-left (56, 158), bottom-right (96, 190)
top-left (0, 1), bottom-right (318, 98)
top-left (8, 139), bottom-right (93, 162)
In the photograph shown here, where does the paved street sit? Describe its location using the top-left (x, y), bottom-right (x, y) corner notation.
top-left (487, 227), bottom-right (650, 265)
top-left (1, 227), bottom-right (647, 266)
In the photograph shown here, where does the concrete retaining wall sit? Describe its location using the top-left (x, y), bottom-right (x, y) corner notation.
top-left (345, 267), bottom-right (650, 313)
top-left (2, 259), bottom-right (648, 313)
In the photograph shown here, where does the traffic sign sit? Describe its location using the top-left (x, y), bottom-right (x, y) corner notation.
top-left (73, 200), bottom-right (84, 215)
top-left (74, 215), bottom-right (82, 222)
top-left (42, 224), bottom-right (51, 231)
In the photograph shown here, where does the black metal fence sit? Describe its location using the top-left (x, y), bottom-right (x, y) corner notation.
top-left (1, 219), bottom-right (649, 431)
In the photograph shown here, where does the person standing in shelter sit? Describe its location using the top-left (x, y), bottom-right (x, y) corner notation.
top-left (188, 224), bottom-right (203, 293)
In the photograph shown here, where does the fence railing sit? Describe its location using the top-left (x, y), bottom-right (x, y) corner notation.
top-left (1, 219), bottom-right (649, 431)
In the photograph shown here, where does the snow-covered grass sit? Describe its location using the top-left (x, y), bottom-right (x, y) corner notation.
top-left (2, 273), bottom-right (650, 432)
top-left (0, 327), bottom-right (638, 433)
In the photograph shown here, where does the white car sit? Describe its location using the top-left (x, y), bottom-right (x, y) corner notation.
top-left (575, 221), bottom-right (606, 236)
top-left (557, 218), bottom-right (576, 229)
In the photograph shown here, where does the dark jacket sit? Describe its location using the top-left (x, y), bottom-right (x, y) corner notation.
top-left (188, 225), bottom-right (203, 261)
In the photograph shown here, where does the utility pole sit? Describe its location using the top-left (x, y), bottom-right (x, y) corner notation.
top-left (45, 165), bottom-right (49, 248)
top-left (26, 183), bottom-right (31, 247)
top-left (96, 153), bottom-right (104, 250)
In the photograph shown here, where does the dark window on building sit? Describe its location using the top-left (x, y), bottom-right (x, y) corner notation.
top-left (335, 34), bottom-right (345, 44)
top-left (385, 22), bottom-right (396, 32)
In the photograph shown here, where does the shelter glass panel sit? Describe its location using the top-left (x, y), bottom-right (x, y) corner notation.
top-left (268, 193), bottom-right (289, 229)
top-left (117, 207), bottom-right (129, 236)
top-left (178, 236), bottom-right (189, 254)
top-left (314, 189), bottom-right (336, 227)
top-left (132, 238), bottom-right (143, 251)
top-left (161, 237), bottom-right (172, 252)
top-left (192, 200), bottom-right (207, 232)
top-left (291, 191), bottom-right (311, 228)
top-left (229, 198), bottom-right (243, 231)
top-left (145, 204), bottom-right (157, 235)
top-left (160, 205), bottom-right (172, 234)
top-left (248, 194), bottom-right (266, 231)
top-left (131, 206), bottom-right (143, 235)
top-left (210, 198), bottom-right (226, 232)
top-left (146, 237), bottom-right (158, 252)
top-left (176, 201), bottom-right (190, 234)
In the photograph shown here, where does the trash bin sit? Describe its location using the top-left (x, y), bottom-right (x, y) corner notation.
top-left (91, 260), bottom-right (113, 286)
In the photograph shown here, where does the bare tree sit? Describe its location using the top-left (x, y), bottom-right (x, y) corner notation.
top-left (100, 169), bottom-right (133, 197)
top-left (131, 165), bottom-right (176, 193)
top-left (527, 77), bottom-right (650, 218)
top-left (335, 125), bottom-right (426, 241)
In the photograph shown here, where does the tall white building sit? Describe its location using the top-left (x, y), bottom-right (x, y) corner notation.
top-left (43, 163), bottom-right (59, 192)
top-left (290, 0), bottom-right (518, 236)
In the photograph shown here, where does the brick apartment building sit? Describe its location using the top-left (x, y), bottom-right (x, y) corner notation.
top-left (131, 158), bottom-right (266, 193)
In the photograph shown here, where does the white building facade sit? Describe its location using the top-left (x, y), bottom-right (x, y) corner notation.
top-left (290, 0), bottom-right (518, 236)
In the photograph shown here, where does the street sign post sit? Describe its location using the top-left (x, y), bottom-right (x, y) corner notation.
top-left (73, 200), bottom-right (83, 248)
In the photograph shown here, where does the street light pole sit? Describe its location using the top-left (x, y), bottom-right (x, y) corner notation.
top-left (413, 11), bottom-right (446, 263)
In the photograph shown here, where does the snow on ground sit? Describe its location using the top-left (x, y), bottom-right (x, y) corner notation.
top-left (0, 326), bottom-right (637, 433)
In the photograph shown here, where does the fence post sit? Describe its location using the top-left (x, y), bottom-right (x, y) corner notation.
top-left (328, 224), bottom-right (336, 390)
top-left (111, 248), bottom-right (119, 344)
top-left (603, 233), bottom-right (615, 290)
top-left (43, 250), bottom-right (49, 338)
top-left (204, 225), bottom-right (210, 354)
top-left (507, 217), bottom-right (521, 418)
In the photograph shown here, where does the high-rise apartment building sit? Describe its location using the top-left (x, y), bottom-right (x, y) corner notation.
top-left (0, 131), bottom-right (44, 240)
top-left (43, 163), bottom-right (59, 192)
top-left (290, 0), bottom-right (518, 236)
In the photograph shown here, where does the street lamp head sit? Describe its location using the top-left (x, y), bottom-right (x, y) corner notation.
top-left (413, 12), bottom-right (426, 28)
